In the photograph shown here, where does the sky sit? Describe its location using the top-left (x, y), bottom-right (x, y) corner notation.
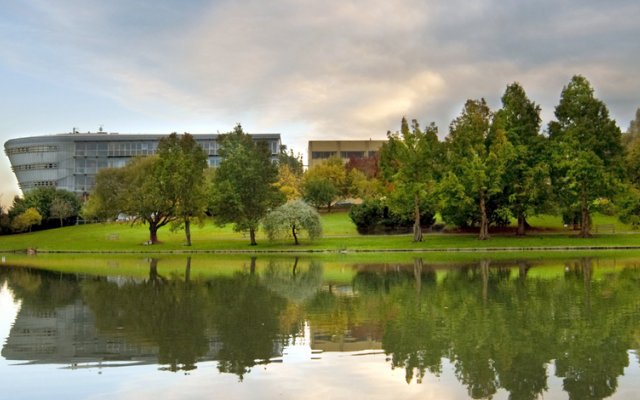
top-left (1, 0), bottom-right (639, 206)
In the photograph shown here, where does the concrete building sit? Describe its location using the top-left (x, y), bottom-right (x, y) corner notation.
top-left (4, 131), bottom-right (281, 195)
top-left (307, 140), bottom-right (385, 169)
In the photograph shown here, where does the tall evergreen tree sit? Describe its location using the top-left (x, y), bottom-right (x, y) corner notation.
top-left (441, 99), bottom-right (514, 240)
top-left (210, 124), bottom-right (285, 245)
top-left (498, 82), bottom-right (550, 235)
top-left (548, 75), bottom-right (623, 237)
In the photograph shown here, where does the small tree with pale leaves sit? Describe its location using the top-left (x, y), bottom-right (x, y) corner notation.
top-left (262, 200), bottom-right (322, 245)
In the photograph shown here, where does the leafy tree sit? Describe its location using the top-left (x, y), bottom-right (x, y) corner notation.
top-left (11, 207), bottom-right (42, 232)
top-left (380, 117), bottom-right (441, 242)
top-left (49, 197), bottom-right (75, 227)
top-left (86, 156), bottom-right (177, 244)
top-left (277, 164), bottom-right (303, 201)
top-left (210, 124), bottom-right (285, 245)
top-left (9, 188), bottom-right (80, 228)
top-left (548, 75), bottom-right (624, 237)
top-left (277, 145), bottom-right (304, 176)
top-left (302, 156), bottom-right (347, 211)
top-left (302, 176), bottom-right (338, 211)
top-left (156, 133), bottom-right (209, 246)
top-left (498, 82), bottom-right (550, 235)
top-left (262, 200), bottom-right (322, 245)
top-left (441, 99), bottom-right (514, 240)
top-left (623, 107), bottom-right (640, 146)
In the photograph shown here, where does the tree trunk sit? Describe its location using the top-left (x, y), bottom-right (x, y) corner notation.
top-left (412, 192), bottom-right (423, 242)
top-left (249, 228), bottom-right (257, 246)
top-left (516, 212), bottom-right (526, 236)
top-left (249, 257), bottom-right (257, 275)
top-left (185, 257), bottom-right (191, 284)
top-left (413, 258), bottom-right (423, 297)
top-left (292, 257), bottom-right (299, 277)
top-left (149, 224), bottom-right (159, 244)
top-left (184, 217), bottom-right (192, 246)
top-left (580, 191), bottom-right (591, 238)
top-left (149, 258), bottom-right (159, 282)
top-left (480, 259), bottom-right (490, 303)
top-left (478, 192), bottom-right (489, 240)
top-left (292, 224), bottom-right (299, 245)
top-left (60, 218), bottom-right (64, 228)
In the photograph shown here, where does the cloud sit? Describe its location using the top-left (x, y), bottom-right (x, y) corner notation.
top-left (1, 0), bottom-right (639, 157)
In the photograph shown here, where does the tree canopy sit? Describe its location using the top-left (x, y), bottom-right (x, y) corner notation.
top-left (380, 117), bottom-right (441, 242)
top-left (548, 75), bottom-right (623, 237)
top-left (210, 124), bottom-right (285, 245)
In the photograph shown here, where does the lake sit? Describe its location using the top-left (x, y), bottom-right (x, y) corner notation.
top-left (1, 253), bottom-right (639, 399)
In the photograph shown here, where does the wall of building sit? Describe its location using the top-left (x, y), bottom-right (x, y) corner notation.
top-left (307, 140), bottom-right (386, 169)
top-left (5, 132), bottom-right (281, 195)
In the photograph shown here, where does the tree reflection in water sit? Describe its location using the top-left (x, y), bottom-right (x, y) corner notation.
top-left (1, 256), bottom-right (639, 399)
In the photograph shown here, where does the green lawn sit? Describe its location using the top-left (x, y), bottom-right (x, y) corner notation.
top-left (0, 210), bottom-right (638, 254)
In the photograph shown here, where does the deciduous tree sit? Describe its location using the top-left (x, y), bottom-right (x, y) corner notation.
top-left (380, 117), bottom-right (441, 242)
top-left (156, 133), bottom-right (208, 246)
top-left (210, 124), bottom-right (285, 245)
top-left (262, 200), bottom-right (322, 245)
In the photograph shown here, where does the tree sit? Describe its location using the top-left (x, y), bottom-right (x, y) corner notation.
top-left (156, 133), bottom-right (209, 246)
top-left (302, 176), bottom-right (339, 210)
top-left (11, 207), bottom-right (42, 232)
top-left (302, 156), bottom-right (347, 211)
top-left (49, 197), bottom-right (75, 227)
top-left (210, 124), bottom-right (285, 245)
top-left (548, 75), bottom-right (623, 237)
top-left (277, 164), bottom-right (303, 201)
top-left (380, 117), bottom-right (441, 242)
top-left (262, 200), bottom-right (322, 245)
top-left (623, 107), bottom-right (640, 146)
top-left (498, 82), bottom-right (550, 235)
top-left (441, 99), bottom-right (514, 240)
top-left (86, 156), bottom-right (177, 244)
top-left (9, 188), bottom-right (80, 228)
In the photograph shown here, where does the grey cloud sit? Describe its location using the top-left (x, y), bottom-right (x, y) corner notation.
top-left (3, 0), bottom-right (639, 150)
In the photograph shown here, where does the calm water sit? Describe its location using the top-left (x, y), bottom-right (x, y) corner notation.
top-left (1, 255), bottom-right (639, 399)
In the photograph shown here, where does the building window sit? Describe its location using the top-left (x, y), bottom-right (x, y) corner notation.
top-left (341, 151), bottom-right (365, 159)
top-left (312, 151), bottom-right (337, 159)
top-left (12, 163), bottom-right (58, 171)
top-left (6, 145), bottom-right (58, 155)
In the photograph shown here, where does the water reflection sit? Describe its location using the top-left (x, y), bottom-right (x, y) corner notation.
top-left (1, 256), bottom-right (639, 399)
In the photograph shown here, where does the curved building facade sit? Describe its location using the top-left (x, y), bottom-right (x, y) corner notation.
top-left (5, 132), bottom-right (281, 195)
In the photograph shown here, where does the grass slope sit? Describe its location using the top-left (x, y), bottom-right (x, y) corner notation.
top-left (0, 211), bottom-right (638, 253)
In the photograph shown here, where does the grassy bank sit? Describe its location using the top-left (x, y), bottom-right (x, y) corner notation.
top-left (0, 211), bottom-right (638, 254)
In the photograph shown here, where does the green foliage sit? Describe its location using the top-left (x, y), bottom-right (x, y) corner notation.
top-left (441, 99), bottom-right (514, 239)
top-left (262, 200), bottom-right (322, 245)
top-left (11, 207), bottom-right (43, 232)
top-left (49, 197), bottom-right (75, 227)
top-left (349, 198), bottom-right (435, 234)
top-left (302, 156), bottom-right (347, 211)
top-left (86, 156), bottom-right (177, 243)
top-left (549, 75), bottom-right (624, 237)
top-left (302, 176), bottom-right (338, 209)
top-left (156, 133), bottom-right (209, 245)
top-left (498, 82), bottom-right (550, 234)
top-left (210, 124), bottom-right (285, 245)
top-left (277, 145), bottom-right (304, 176)
top-left (9, 188), bottom-right (80, 226)
top-left (380, 117), bottom-right (441, 242)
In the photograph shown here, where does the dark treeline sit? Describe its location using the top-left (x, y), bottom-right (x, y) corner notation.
top-left (2, 258), bottom-right (639, 397)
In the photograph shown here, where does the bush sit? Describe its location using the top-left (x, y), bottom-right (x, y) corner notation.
top-left (349, 199), bottom-right (435, 234)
